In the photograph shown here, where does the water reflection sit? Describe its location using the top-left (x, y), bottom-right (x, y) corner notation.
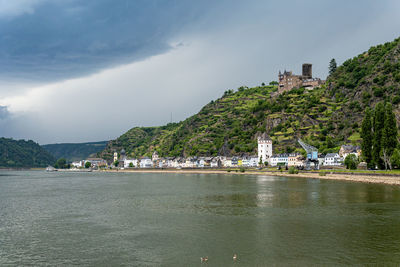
top-left (2, 171), bottom-right (400, 265)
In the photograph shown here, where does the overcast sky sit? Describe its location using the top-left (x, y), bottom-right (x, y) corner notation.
top-left (0, 0), bottom-right (399, 144)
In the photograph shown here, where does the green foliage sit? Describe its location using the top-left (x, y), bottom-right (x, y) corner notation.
top-left (361, 108), bottom-right (373, 167)
top-left (98, 37), bottom-right (400, 160)
top-left (329, 58), bottom-right (337, 76)
top-left (288, 166), bottom-right (299, 174)
top-left (129, 162), bottom-right (134, 168)
top-left (319, 171), bottom-right (327, 176)
top-left (390, 149), bottom-right (400, 169)
top-left (373, 102), bottom-right (385, 169)
top-left (113, 160), bottom-right (119, 167)
top-left (43, 141), bottom-right (107, 162)
top-left (0, 138), bottom-right (56, 168)
top-left (54, 158), bottom-right (67, 169)
top-left (382, 103), bottom-right (398, 169)
top-left (85, 161), bottom-right (91, 168)
top-left (344, 154), bottom-right (358, 170)
top-left (362, 102), bottom-right (399, 170)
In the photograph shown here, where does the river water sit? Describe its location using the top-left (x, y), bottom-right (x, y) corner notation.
top-left (1, 171), bottom-right (400, 266)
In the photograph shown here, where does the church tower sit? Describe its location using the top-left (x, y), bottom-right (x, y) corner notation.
top-left (258, 133), bottom-right (272, 166)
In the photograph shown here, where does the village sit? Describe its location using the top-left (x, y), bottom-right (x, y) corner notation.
top-left (70, 64), bottom-right (361, 171)
top-left (72, 133), bottom-right (361, 170)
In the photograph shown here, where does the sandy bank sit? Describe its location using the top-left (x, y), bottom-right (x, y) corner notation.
top-left (99, 169), bottom-right (400, 186)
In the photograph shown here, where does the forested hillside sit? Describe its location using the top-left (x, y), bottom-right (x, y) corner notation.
top-left (100, 37), bottom-right (400, 161)
top-left (43, 141), bottom-right (108, 162)
top-left (0, 138), bottom-right (56, 168)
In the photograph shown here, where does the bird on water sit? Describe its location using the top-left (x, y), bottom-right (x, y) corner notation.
top-left (200, 256), bottom-right (208, 263)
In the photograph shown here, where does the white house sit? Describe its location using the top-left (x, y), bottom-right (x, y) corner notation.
top-left (269, 154), bottom-right (289, 167)
top-left (71, 160), bottom-right (84, 168)
top-left (140, 157), bottom-right (153, 168)
top-left (198, 157), bottom-right (206, 168)
top-left (210, 157), bottom-right (222, 168)
top-left (249, 156), bottom-right (259, 167)
top-left (124, 158), bottom-right (138, 168)
top-left (318, 154), bottom-right (325, 166)
top-left (242, 157), bottom-right (250, 167)
top-left (222, 157), bottom-right (232, 168)
top-left (288, 153), bottom-right (303, 167)
top-left (184, 157), bottom-right (197, 168)
top-left (339, 145), bottom-right (361, 159)
top-left (324, 153), bottom-right (343, 166)
top-left (258, 133), bottom-right (273, 166)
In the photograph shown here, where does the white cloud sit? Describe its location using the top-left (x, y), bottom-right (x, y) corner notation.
top-left (0, 0), bottom-right (46, 18)
top-left (1, 0), bottom-right (400, 144)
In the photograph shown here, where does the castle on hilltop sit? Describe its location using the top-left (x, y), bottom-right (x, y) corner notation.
top-left (278, 63), bottom-right (324, 93)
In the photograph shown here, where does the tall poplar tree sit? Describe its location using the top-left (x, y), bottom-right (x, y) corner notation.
top-left (373, 102), bottom-right (385, 169)
top-left (329, 58), bottom-right (337, 76)
top-left (361, 107), bottom-right (373, 168)
top-left (382, 103), bottom-right (398, 169)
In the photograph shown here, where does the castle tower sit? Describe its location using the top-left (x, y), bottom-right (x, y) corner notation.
top-left (258, 133), bottom-right (272, 166)
top-left (302, 63), bottom-right (312, 79)
top-left (120, 149), bottom-right (126, 160)
top-left (113, 151), bottom-right (118, 162)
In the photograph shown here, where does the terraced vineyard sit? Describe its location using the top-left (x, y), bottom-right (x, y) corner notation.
top-left (100, 37), bottom-right (400, 161)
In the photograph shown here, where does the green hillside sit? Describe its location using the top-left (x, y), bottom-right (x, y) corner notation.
top-left (100, 37), bottom-right (400, 161)
top-left (43, 141), bottom-right (108, 162)
top-left (0, 138), bottom-right (56, 168)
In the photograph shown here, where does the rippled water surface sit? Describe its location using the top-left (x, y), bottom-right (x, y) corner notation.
top-left (1, 171), bottom-right (400, 266)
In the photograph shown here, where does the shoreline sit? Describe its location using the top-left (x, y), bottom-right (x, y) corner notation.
top-left (100, 169), bottom-right (400, 186)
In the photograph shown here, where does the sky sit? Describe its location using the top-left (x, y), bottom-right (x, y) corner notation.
top-left (0, 0), bottom-right (400, 144)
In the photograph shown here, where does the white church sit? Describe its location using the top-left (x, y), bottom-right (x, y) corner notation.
top-left (258, 133), bottom-right (272, 166)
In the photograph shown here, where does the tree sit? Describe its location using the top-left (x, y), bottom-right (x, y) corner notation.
top-left (329, 58), bottom-right (337, 75)
top-left (391, 148), bottom-right (400, 169)
top-left (344, 154), bottom-right (358, 170)
top-left (113, 160), bottom-right (119, 167)
top-left (85, 161), bottom-right (91, 168)
top-left (381, 103), bottom-right (398, 169)
top-left (373, 102), bottom-right (385, 169)
top-left (259, 155), bottom-right (263, 167)
top-left (361, 107), bottom-right (373, 168)
top-left (129, 162), bottom-right (134, 168)
top-left (54, 158), bottom-right (67, 169)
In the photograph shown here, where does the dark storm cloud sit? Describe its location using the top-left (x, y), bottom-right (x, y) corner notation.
top-left (0, 0), bottom-right (213, 82)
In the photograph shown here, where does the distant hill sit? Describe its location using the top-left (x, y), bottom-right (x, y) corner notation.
top-left (0, 137), bottom-right (56, 168)
top-left (99, 36), bottom-right (400, 160)
top-left (42, 141), bottom-right (108, 162)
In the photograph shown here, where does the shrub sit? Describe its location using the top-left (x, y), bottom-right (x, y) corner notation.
top-left (344, 154), bottom-right (358, 170)
top-left (240, 167), bottom-right (245, 173)
top-left (373, 87), bottom-right (385, 97)
top-left (319, 172), bottom-right (327, 176)
top-left (85, 161), bottom-right (91, 168)
top-left (393, 95), bottom-right (400, 105)
top-left (288, 166), bottom-right (299, 174)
